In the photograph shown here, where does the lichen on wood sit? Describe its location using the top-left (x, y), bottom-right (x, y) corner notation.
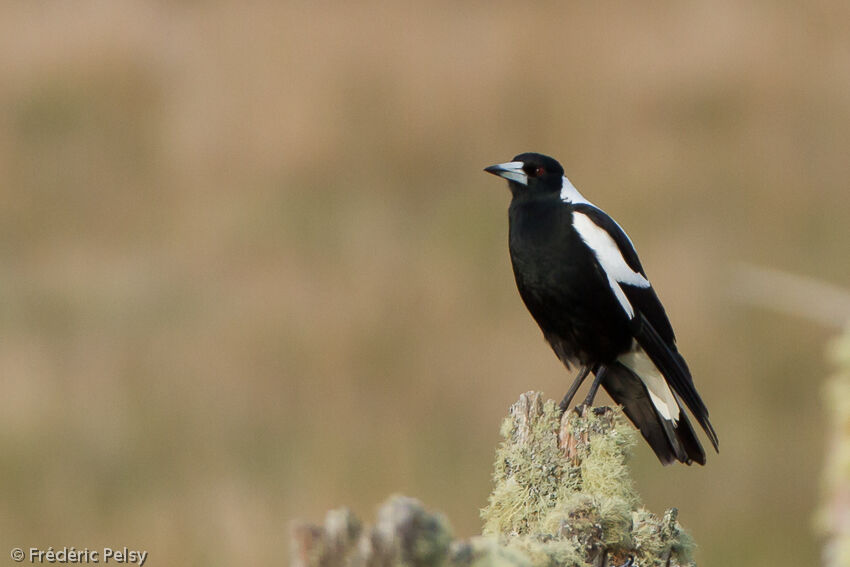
top-left (481, 391), bottom-right (694, 567)
top-left (291, 391), bottom-right (697, 567)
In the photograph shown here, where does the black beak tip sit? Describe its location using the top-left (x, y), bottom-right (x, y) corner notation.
top-left (483, 164), bottom-right (501, 175)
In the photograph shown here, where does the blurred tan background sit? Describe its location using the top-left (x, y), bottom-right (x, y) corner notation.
top-left (1, 2), bottom-right (849, 565)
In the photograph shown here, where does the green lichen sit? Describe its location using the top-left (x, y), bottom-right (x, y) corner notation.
top-left (631, 508), bottom-right (695, 567)
top-left (293, 391), bottom-right (698, 567)
top-left (502, 535), bottom-right (585, 567)
top-left (371, 495), bottom-right (454, 567)
top-left (482, 393), bottom-right (573, 536)
top-left (480, 391), bottom-right (695, 566)
top-left (450, 537), bottom-right (533, 567)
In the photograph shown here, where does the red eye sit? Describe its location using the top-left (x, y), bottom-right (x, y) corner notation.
top-left (535, 167), bottom-right (545, 177)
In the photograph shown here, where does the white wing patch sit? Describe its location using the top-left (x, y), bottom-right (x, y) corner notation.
top-left (618, 345), bottom-right (681, 422)
top-left (572, 211), bottom-right (650, 318)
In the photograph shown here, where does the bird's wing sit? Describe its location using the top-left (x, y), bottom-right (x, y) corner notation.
top-left (571, 204), bottom-right (645, 274)
top-left (629, 313), bottom-right (718, 450)
top-left (572, 204), bottom-right (676, 341)
top-left (573, 204), bottom-right (717, 450)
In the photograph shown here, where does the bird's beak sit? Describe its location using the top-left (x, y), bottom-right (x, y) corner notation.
top-left (484, 161), bottom-right (528, 186)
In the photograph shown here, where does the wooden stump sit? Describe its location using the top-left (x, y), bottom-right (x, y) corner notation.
top-left (291, 392), bottom-right (696, 567)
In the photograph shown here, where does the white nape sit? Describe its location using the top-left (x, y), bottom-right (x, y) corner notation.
top-left (559, 175), bottom-right (592, 206)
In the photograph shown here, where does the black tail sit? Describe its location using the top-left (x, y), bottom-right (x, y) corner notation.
top-left (601, 362), bottom-right (706, 465)
top-left (630, 312), bottom-right (719, 452)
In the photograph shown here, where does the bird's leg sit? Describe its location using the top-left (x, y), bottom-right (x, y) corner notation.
top-left (580, 366), bottom-right (607, 408)
top-left (558, 365), bottom-right (592, 412)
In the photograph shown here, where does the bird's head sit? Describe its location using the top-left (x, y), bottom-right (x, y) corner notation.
top-left (484, 152), bottom-right (565, 196)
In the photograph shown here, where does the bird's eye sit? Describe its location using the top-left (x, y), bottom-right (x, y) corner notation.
top-left (524, 165), bottom-right (546, 178)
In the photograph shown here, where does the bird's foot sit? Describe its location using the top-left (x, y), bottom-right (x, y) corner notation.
top-left (572, 404), bottom-right (612, 418)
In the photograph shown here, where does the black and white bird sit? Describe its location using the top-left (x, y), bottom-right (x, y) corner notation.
top-left (485, 152), bottom-right (718, 465)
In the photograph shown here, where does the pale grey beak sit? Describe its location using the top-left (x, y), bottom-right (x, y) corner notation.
top-left (484, 161), bottom-right (528, 186)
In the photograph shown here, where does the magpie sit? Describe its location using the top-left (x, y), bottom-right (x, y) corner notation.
top-left (484, 152), bottom-right (718, 465)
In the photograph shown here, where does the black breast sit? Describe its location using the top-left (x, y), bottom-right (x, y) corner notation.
top-left (508, 199), bottom-right (633, 366)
